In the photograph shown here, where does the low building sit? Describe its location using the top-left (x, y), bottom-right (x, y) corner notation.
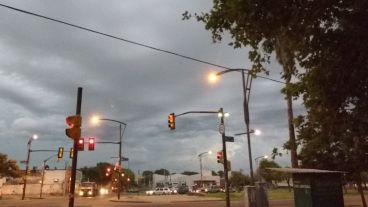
top-left (1, 169), bottom-right (81, 196)
top-left (152, 170), bottom-right (220, 190)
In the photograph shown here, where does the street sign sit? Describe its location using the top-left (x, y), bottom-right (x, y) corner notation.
top-left (219, 123), bottom-right (225, 134)
top-left (122, 157), bottom-right (129, 161)
top-left (224, 136), bottom-right (234, 142)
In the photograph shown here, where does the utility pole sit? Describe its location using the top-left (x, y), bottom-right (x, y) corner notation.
top-left (68, 87), bottom-right (83, 207)
top-left (169, 108), bottom-right (231, 207)
top-left (219, 108), bottom-right (230, 207)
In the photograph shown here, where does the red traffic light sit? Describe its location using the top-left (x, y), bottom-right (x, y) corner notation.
top-left (168, 113), bottom-right (175, 130)
top-left (217, 151), bottom-right (224, 164)
top-left (77, 138), bottom-right (84, 151)
top-left (88, 137), bottom-right (95, 151)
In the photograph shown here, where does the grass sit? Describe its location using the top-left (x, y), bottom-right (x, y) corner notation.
top-left (206, 192), bottom-right (245, 201)
top-left (204, 188), bottom-right (368, 201)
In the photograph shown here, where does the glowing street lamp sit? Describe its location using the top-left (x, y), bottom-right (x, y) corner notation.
top-left (90, 114), bottom-right (127, 200)
top-left (22, 134), bottom-right (39, 200)
top-left (198, 151), bottom-right (212, 188)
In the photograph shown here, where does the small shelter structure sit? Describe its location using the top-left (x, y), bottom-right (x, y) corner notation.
top-left (268, 168), bottom-right (344, 207)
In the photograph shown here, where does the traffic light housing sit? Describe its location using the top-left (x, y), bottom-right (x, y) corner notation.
top-left (65, 115), bottom-right (82, 139)
top-left (88, 137), bottom-right (95, 151)
top-left (70, 147), bottom-right (74, 159)
top-left (57, 147), bottom-right (64, 159)
top-left (77, 138), bottom-right (84, 151)
top-left (168, 113), bottom-right (175, 130)
top-left (217, 151), bottom-right (224, 164)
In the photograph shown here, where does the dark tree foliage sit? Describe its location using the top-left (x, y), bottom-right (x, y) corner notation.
top-left (187, 1), bottom-right (368, 205)
top-left (182, 171), bottom-right (198, 176)
top-left (230, 171), bottom-right (251, 191)
top-left (154, 168), bottom-right (170, 176)
top-left (0, 153), bottom-right (20, 178)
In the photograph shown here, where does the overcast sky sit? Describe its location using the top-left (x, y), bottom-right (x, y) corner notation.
top-left (0, 0), bottom-right (304, 176)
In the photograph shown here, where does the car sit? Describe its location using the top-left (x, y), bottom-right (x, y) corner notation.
top-left (145, 189), bottom-right (154, 196)
top-left (170, 187), bottom-right (178, 194)
top-left (154, 188), bottom-right (164, 195)
top-left (163, 187), bottom-right (171, 195)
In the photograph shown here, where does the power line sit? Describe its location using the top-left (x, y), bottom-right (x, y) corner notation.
top-left (0, 3), bottom-right (284, 84)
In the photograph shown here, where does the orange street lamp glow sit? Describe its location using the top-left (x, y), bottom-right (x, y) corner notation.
top-left (90, 115), bottom-right (101, 126)
top-left (208, 72), bottom-right (219, 83)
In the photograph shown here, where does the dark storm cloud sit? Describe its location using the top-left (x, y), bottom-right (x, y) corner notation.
top-left (0, 0), bottom-right (301, 174)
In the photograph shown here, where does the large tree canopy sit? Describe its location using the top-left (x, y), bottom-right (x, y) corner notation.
top-left (0, 153), bottom-right (20, 178)
top-left (189, 1), bottom-right (368, 205)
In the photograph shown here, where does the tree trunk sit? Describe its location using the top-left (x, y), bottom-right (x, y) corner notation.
top-left (286, 79), bottom-right (298, 168)
top-left (357, 177), bottom-right (367, 207)
top-left (286, 178), bottom-right (291, 192)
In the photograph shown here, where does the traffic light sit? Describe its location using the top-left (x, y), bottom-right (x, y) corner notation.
top-left (168, 113), bottom-right (175, 130)
top-left (77, 138), bottom-right (84, 151)
top-left (217, 150), bottom-right (224, 164)
top-left (65, 115), bottom-right (82, 139)
top-left (70, 147), bottom-right (74, 159)
top-left (57, 147), bottom-right (64, 159)
top-left (88, 137), bottom-right (95, 151)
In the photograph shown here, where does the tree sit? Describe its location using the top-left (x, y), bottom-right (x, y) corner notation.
top-left (217, 170), bottom-right (224, 178)
top-left (182, 171), bottom-right (198, 176)
top-left (186, 2), bottom-right (368, 206)
top-left (230, 171), bottom-right (251, 191)
top-left (0, 153), bottom-right (20, 178)
top-left (183, 0), bottom-right (308, 168)
top-left (154, 169), bottom-right (170, 176)
top-left (257, 160), bottom-right (283, 185)
top-left (142, 170), bottom-right (153, 187)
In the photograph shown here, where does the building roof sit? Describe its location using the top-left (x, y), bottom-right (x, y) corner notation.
top-left (267, 168), bottom-right (345, 174)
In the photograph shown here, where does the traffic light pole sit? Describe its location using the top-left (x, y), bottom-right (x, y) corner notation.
top-left (69, 87), bottom-right (83, 207)
top-left (219, 108), bottom-right (230, 207)
top-left (171, 108), bottom-right (230, 207)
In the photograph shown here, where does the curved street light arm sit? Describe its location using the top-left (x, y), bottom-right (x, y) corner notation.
top-left (99, 118), bottom-right (127, 126)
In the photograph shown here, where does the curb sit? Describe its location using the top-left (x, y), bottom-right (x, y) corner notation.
top-left (109, 199), bottom-right (152, 203)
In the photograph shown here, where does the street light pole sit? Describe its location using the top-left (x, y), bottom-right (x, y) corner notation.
top-left (198, 151), bottom-right (211, 188)
top-left (214, 68), bottom-right (254, 184)
top-left (22, 134), bottom-right (38, 200)
top-left (40, 154), bottom-right (57, 198)
top-left (91, 117), bottom-right (126, 200)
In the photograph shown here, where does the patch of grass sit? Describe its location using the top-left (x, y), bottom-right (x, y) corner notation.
top-left (268, 188), bottom-right (294, 200)
top-left (206, 192), bottom-right (245, 201)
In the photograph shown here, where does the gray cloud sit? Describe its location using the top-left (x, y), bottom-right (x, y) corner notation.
top-left (0, 0), bottom-right (302, 175)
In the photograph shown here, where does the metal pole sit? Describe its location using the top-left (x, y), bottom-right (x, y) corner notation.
top-left (68, 87), bottom-right (83, 207)
top-left (118, 123), bottom-right (122, 200)
top-left (39, 160), bottom-right (46, 198)
top-left (220, 108), bottom-right (230, 207)
top-left (242, 70), bottom-right (254, 185)
top-left (22, 142), bottom-right (31, 200)
top-left (199, 156), bottom-right (203, 188)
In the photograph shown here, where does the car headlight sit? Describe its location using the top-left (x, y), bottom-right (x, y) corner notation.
top-left (79, 191), bottom-right (84, 196)
top-left (88, 191), bottom-right (92, 195)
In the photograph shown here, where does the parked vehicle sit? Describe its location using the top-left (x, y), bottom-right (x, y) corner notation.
top-left (145, 189), bottom-right (154, 196)
top-left (163, 187), bottom-right (171, 195)
top-left (154, 188), bottom-right (164, 195)
top-left (170, 187), bottom-right (178, 194)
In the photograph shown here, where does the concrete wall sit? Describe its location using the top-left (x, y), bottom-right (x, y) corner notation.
top-left (1, 183), bottom-right (63, 195)
top-left (0, 169), bottom-right (81, 196)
